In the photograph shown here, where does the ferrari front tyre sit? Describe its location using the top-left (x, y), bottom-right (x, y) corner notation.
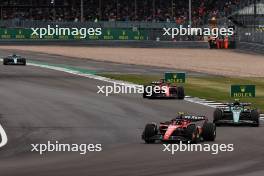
top-left (213, 108), bottom-right (222, 123)
top-left (251, 110), bottom-right (259, 127)
top-left (202, 123), bottom-right (216, 141)
top-left (143, 124), bottom-right (157, 144)
top-left (177, 86), bottom-right (185, 99)
top-left (186, 124), bottom-right (198, 143)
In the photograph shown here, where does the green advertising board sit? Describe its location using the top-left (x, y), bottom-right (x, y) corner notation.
top-left (0, 28), bottom-right (31, 39)
top-left (230, 85), bottom-right (255, 98)
top-left (0, 28), bottom-right (147, 40)
top-left (101, 29), bottom-right (146, 40)
top-left (164, 72), bottom-right (186, 83)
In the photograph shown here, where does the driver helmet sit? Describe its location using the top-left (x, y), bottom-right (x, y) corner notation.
top-left (234, 99), bottom-right (240, 106)
top-left (160, 79), bottom-right (165, 83)
top-left (176, 112), bottom-right (185, 119)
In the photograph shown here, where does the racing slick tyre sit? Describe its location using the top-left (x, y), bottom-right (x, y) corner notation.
top-left (143, 124), bottom-right (157, 144)
top-left (148, 87), bottom-right (157, 99)
top-left (3, 59), bottom-right (7, 65)
top-left (22, 58), bottom-right (26, 66)
top-left (186, 124), bottom-right (198, 143)
top-left (251, 110), bottom-right (259, 127)
top-left (143, 85), bottom-right (147, 98)
top-left (213, 108), bottom-right (223, 125)
top-left (202, 123), bottom-right (216, 141)
top-left (177, 86), bottom-right (185, 99)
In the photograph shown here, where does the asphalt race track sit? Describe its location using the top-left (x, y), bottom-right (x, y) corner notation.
top-left (0, 50), bottom-right (264, 176)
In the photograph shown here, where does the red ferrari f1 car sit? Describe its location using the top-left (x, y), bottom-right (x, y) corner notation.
top-left (143, 79), bottom-right (185, 99)
top-left (142, 113), bottom-right (216, 143)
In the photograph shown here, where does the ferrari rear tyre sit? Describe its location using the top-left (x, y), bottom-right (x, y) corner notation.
top-left (143, 85), bottom-right (147, 98)
top-left (143, 124), bottom-right (157, 144)
top-left (202, 123), bottom-right (216, 141)
top-left (177, 86), bottom-right (185, 100)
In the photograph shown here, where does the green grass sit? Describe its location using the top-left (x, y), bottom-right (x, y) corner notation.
top-left (98, 73), bottom-right (264, 111)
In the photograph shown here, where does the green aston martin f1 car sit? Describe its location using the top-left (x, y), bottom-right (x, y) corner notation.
top-left (213, 100), bottom-right (259, 127)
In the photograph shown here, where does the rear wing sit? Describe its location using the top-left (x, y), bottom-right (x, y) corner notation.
top-left (223, 102), bottom-right (252, 106)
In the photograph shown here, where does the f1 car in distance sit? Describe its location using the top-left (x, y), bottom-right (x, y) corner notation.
top-left (143, 79), bottom-right (185, 99)
top-left (142, 113), bottom-right (216, 143)
top-left (3, 54), bottom-right (26, 65)
top-left (213, 100), bottom-right (259, 127)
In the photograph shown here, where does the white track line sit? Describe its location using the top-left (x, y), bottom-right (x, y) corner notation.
top-left (28, 62), bottom-right (141, 87)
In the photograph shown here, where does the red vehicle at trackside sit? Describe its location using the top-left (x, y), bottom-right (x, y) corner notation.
top-left (143, 79), bottom-right (185, 99)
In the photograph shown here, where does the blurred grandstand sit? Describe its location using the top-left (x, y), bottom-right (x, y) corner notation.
top-left (0, 0), bottom-right (226, 23)
top-left (227, 0), bottom-right (264, 44)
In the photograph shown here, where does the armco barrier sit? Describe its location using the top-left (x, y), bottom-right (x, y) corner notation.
top-left (0, 40), bottom-right (209, 49)
top-left (237, 42), bottom-right (264, 54)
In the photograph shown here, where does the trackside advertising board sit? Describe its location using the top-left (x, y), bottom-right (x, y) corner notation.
top-left (231, 85), bottom-right (255, 98)
top-left (0, 28), bottom-right (147, 40)
top-left (165, 72), bottom-right (186, 83)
